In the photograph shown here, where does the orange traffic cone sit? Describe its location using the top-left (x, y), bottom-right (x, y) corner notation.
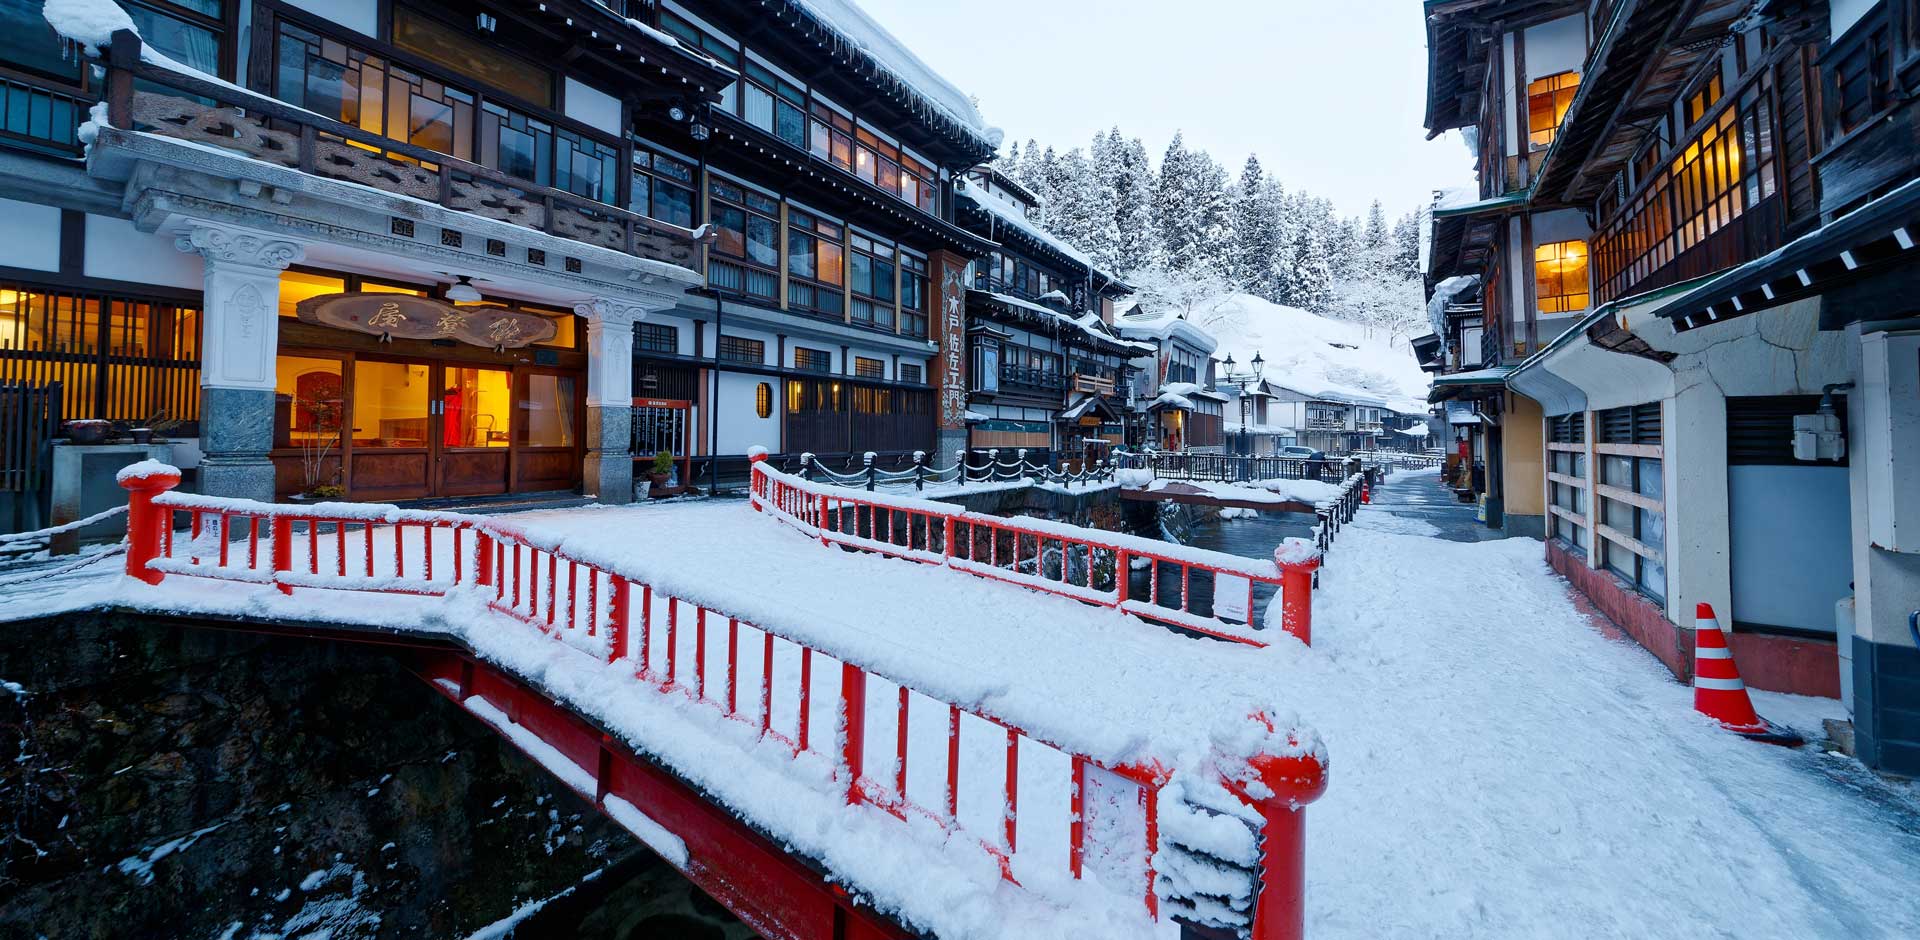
top-left (1693, 603), bottom-right (1801, 746)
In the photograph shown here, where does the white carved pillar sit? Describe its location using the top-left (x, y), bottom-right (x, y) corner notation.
top-left (176, 224), bottom-right (305, 501)
top-left (574, 298), bottom-right (648, 504)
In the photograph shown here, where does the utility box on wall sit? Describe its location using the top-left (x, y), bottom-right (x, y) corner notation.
top-left (1859, 332), bottom-right (1920, 553)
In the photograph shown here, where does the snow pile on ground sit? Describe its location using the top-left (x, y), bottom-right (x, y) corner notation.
top-left (1288, 474), bottom-right (1920, 937)
top-left (1202, 293), bottom-right (1431, 413)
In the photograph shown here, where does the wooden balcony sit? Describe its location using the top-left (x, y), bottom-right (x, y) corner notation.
top-left (1071, 372), bottom-right (1116, 396)
top-left (99, 34), bottom-right (704, 274)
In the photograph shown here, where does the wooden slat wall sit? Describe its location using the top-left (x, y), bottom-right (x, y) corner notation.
top-left (0, 283), bottom-right (202, 428)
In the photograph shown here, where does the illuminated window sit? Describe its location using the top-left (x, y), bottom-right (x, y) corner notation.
top-left (1685, 72), bottom-right (1723, 127)
top-left (854, 357), bottom-right (884, 379)
top-left (1527, 72), bottom-right (1580, 150)
top-left (1535, 240), bottom-right (1590, 314)
top-left (794, 347), bottom-right (832, 373)
top-left (755, 382), bottom-right (772, 419)
top-left (279, 271), bottom-right (347, 318)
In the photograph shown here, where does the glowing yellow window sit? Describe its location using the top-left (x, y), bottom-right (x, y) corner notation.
top-left (1535, 240), bottom-right (1590, 314)
top-left (1527, 72), bottom-right (1581, 150)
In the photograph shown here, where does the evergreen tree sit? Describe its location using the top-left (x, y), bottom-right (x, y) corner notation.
top-left (1113, 135), bottom-right (1156, 274)
top-left (1227, 155), bottom-right (1276, 293)
top-left (1153, 132), bottom-right (1199, 271)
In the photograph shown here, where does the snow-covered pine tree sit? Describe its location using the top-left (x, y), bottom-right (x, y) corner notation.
top-left (1153, 132), bottom-right (1199, 272)
top-left (1227, 155), bottom-right (1276, 294)
top-left (1392, 210), bottom-right (1424, 280)
top-left (1114, 135), bottom-right (1156, 274)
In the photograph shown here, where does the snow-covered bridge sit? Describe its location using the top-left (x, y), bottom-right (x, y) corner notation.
top-left (9, 457), bottom-right (1331, 940)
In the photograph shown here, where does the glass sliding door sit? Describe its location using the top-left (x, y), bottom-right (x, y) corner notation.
top-left (438, 365), bottom-right (512, 497)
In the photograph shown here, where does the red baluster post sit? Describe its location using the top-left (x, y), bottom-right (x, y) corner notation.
top-left (1272, 540), bottom-right (1322, 646)
top-left (119, 463), bottom-right (180, 585)
top-left (271, 516), bottom-right (293, 596)
top-left (1232, 742), bottom-right (1330, 940)
top-left (749, 449), bottom-right (767, 511)
top-left (475, 531), bottom-right (495, 588)
top-left (607, 575), bottom-right (629, 665)
top-left (841, 661), bottom-right (867, 804)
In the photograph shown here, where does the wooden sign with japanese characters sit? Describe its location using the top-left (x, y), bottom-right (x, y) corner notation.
top-left (295, 293), bottom-right (558, 350)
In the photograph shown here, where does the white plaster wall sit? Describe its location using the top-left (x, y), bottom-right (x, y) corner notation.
top-left (714, 371), bottom-right (778, 454)
top-left (1665, 387), bottom-right (1730, 624)
top-left (281, 0), bottom-right (378, 37)
top-left (1524, 14), bottom-right (1587, 78)
top-left (1531, 208), bottom-right (1591, 246)
top-left (564, 78), bottom-right (623, 137)
top-left (0, 198), bottom-right (61, 272)
top-left (84, 216), bottom-right (201, 289)
top-left (1831, 0), bottom-right (1879, 38)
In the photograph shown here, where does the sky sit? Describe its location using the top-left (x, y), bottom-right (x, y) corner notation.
top-left (853, 0), bottom-right (1477, 220)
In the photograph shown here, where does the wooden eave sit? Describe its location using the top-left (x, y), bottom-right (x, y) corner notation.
top-left (1423, 0), bottom-right (1585, 136)
top-left (1534, 0), bottom-right (1752, 205)
top-left (513, 0), bottom-right (735, 103)
top-left (695, 0), bottom-right (999, 170)
top-left (691, 118), bottom-right (997, 259)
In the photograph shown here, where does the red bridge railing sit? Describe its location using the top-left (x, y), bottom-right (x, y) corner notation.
top-left (749, 455), bottom-right (1322, 646)
top-left (117, 462), bottom-right (1328, 939)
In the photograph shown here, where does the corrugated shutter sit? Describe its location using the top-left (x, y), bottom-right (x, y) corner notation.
top-left (1728, 395), bottom-right (1848, 466)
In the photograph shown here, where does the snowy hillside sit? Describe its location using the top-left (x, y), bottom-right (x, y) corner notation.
top-left (1198, 293), bottom-right (1432, 413)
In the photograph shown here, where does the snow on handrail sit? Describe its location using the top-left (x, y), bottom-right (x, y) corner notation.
top-left (749, 455), bottom-right (1323, 646)
top-left (110, 463), bottom-right (1330, 940)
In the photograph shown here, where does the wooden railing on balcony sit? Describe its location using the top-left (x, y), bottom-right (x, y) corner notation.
top-left (97, 32), bottom-right (705, 274)
top-left (1070, 372), bottom-right (1115, 396)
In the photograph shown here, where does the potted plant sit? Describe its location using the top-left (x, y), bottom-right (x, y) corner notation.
top-left (64, 419), bottom-right (113, 445)
top-left (648, 450), bottom-right (675, 491)
top-left (293, 377), bottom-right (345, 500)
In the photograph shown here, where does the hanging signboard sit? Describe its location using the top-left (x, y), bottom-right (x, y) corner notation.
top-left (296, 293), bottom-right (558, 350)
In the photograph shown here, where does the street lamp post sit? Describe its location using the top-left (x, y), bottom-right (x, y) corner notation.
top-left (1221, 351), bottom-right (1265, 457)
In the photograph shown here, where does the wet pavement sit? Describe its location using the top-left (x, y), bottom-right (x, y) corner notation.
top-left (1352, 467), bottom-right (1510, 543)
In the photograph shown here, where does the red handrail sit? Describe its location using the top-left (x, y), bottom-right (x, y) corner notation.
top-left (116, 466), bottom-right (1327, 940)
top-left (750, 454), bottom-right (1321, 646)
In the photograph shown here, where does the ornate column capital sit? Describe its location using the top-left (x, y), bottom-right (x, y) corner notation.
top-left (174, 223), bottom-right (305, 271)
top-left (573, 298), bottom-right (653, 329)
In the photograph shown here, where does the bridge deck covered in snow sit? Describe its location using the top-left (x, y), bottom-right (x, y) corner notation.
top-left (1, 460), bottom-right (1328, 940)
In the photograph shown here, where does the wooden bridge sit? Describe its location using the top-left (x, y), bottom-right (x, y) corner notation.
top-left (15, 455), bottom-right (1340, 940)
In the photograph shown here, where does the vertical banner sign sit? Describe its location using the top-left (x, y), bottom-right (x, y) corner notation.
top-left (1215, 572), bottom-right (1250, 622)
top-left (933, 252), bottom-right (969, 430)
top-left (1081, 763), bottom-right (1150, 896)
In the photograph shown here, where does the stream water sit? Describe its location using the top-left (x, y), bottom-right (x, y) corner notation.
top-left (1140, 508), bottom-right (1317, 628)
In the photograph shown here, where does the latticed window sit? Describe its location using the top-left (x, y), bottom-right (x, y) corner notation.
top-left (794, 347), bottom-right (832, 373)
top-left (1534, 240), bottom-right (1590, 314)
top-left (1527, 72), bottom-right (1580, 150)
top-left (636, 322), bottom-right (677, 355)
top-left (854, 357), bottom-right (885, 379)
top-left (718, 335), bottom-right (765, 364)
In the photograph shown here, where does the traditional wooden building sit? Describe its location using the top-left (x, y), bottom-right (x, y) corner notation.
top-left (0, 0), bottom-right (999, 510)
top-left (1424, 0), bottom-right (1920, 774)
top-left (952, 165), bottom-right (1144, 463)
top-left (1113, 301), bottom-right (1225, 452)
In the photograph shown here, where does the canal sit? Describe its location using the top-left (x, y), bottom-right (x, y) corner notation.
top-left (1138, 507), bottom-right (1318, 630)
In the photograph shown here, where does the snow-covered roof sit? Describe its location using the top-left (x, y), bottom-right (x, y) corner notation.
top-left (956, 179), bottom-right (1124, 284)
top-left (1113, 307), bottom-right (1220, 355)
top-left (1427, 275), bottom-right (1480, 341)
top-left (796, 0), bottom-right (997, 146)
top-left (1199, 294), bottom-right (1431, 414)
top-left (974, 290), bottom-right (1152, 355)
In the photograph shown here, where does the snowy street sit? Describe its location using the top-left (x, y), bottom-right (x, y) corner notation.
top-left (1295, 471), bottom-right (1920, 938)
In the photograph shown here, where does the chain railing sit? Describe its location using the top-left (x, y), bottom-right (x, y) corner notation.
top-left (795, 448), bottom-right (1116, 492)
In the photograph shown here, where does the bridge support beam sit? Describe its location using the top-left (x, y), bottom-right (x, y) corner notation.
top-left (408, 649), bottom-right (912, 940)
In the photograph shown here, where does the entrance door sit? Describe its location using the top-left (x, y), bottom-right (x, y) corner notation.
top-left (348, 359), bottom-right (435, 501)
top-left (437, 365), bottom-right (513, 497)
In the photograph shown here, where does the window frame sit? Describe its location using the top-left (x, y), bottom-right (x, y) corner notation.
top-left (1533, 239), bottom-right (1591, 314)
top-left (717, 335), bottom-right (766, 365)
top-left (793, 346), bottom-right (833, 374)
top-left (636, 321), bottom-right (678, 355)
top-left (1526, 70), bottom-right (1580, 151)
